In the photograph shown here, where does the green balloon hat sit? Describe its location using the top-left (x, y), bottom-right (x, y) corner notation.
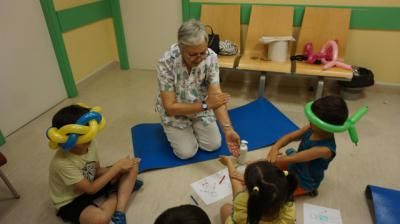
top-left (304, 101), bottom-right (368, 145)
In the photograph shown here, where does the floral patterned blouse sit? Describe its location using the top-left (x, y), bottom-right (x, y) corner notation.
top-left (155, 43), bottom-right (220, 129)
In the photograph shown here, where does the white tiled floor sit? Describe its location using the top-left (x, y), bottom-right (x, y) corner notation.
top-left (0, 66), bottom-right (399, 223)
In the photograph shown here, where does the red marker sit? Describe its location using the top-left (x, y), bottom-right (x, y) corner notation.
top-left (219, 175), bottom-right (226, 184)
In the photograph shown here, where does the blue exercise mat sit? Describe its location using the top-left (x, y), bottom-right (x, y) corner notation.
top-left (366, 185), bottom-right (400, 224)
top-left (131, 98), bottom-right (298, 172)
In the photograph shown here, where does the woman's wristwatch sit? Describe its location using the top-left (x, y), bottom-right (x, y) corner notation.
top-left (201, 101), bottom-right (208, 111)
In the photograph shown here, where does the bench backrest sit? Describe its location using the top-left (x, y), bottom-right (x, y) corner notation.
top-left (244, 5), bottom-right (294, 57)
top-left (296, 7), bottom-right (351, 58)
top-left (200, 4), bottom-right (241, 51)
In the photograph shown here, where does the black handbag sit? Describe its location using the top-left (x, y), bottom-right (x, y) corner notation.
top-left (205, 25), bottom-right (220, 54)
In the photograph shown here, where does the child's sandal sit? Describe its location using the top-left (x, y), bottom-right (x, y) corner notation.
top-left (308, 190), bottom-right (319, 197)
top-left (112, 211), bottom-right (126, 224)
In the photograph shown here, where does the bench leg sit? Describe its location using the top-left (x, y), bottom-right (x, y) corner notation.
top-left (315, 79), bottom-right (324, 99)
top-left (258, 72), bottom-right (267, 98)
top-left (0, 170), bottom-right (20, 199)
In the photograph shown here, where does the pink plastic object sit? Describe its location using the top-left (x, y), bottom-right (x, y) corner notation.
top-left (303, 40), bottom-right (352, 70)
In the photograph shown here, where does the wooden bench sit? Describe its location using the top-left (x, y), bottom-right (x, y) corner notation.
top-left (237, 5), bottom-right (294, 97)
top-left (201, 5), bottom-right (354, 99)
top-left (294, 7), bottom-right (352, 98)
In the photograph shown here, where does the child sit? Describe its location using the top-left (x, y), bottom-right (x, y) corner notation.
top-left (266, 95), bottom-right (349, 197)
top-left (48, 104), bottom-right (142, 224)
top-left (219, 157), bottom-right (297, 224)
top-left (154, 204), bottom-right (211, 224)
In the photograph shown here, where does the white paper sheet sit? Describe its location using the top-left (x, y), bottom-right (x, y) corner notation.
top-left (304, 203), bottom-right (343, 224)
top-left (191, 168), bottom-right (232, 205)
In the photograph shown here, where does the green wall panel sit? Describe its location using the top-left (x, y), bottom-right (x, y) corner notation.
top-left (57, 1), bottom-right (112, 33)
top-left (183, 0), bottom-right (400, 30)
top-left (0, 129), bottom-right (5, 146)
top-left (40, 0), bottom-right (78, 97)
top-left (40, 0), bottom-right (130, 98)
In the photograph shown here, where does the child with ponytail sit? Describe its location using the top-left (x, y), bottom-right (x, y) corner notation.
top-left (219, 157), bottom-right (297, 224)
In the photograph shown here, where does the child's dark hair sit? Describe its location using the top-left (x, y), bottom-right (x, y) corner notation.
top-left (52, 105), bottom-right (90, 129)
top-left (312, 95), bottom-right (348, 125)
top-left (154, 204), bottom-right (211, 224)
top-left (244, 161), bottom-right (297, 224)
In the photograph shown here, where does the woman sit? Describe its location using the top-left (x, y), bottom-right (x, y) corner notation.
top-left (155, 20), bottom-right (240, 159)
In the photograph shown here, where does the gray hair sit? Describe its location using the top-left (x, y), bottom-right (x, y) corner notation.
top-left (178, 20), bottom-right (208, 46)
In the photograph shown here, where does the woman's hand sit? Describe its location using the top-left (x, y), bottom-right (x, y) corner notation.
top-left (225, 129), bottom-right (240, 157)
top-left (206, 92), bottom-right (230, 109)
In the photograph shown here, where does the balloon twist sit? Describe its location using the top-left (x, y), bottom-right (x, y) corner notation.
top-left (303, 40), bottom-right (352, 70)
top-left (304, 101), bottom-right (368, 145)
top-left (46, 106), bottom-right (106, 150)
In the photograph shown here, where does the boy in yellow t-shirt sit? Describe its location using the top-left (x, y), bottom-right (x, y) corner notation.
top-left (48, 105), bottom-right (142, 224)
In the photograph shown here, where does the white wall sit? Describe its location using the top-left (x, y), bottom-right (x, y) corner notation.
top-left (121, 0), bottom-right (182, 70)
top-left (0, 1), bottom-right (66, 136)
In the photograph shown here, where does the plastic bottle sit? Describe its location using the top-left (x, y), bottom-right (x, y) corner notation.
top-left (237, 140), bottom-right (248, 165)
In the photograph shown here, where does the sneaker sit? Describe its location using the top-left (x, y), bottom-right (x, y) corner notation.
top-left (111, 211), bottom-right (126, 224)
